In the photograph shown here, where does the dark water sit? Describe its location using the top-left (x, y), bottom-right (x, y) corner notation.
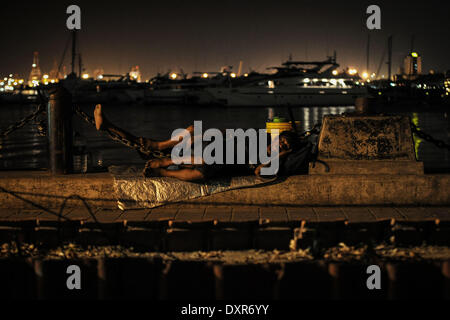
top-left (0, 103), bottom-right (449, 172)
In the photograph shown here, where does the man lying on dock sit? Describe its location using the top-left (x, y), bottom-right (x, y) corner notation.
top-left (93, 104), bottom-right (311, 182)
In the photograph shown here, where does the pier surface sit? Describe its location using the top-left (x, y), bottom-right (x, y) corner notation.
top-left (0, 171), bottom-right (449, 251)
top-left (1, 204), bottom-right (449, 225)
top-left (1, 173), bottom-right (449, 300)
top-left (0, 171), bottom-right (449, 209)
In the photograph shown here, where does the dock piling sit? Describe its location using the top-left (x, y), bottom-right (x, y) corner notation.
top-left (47, 85), bottom-right (73, 175)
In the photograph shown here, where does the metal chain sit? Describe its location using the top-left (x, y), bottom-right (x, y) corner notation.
top-left (410, 122), bottom-right (450, 151)
top-left (302, 123), bottom-right (321, 137)
top-left (73, 105), bottom-right (168, 158)
top-left (0, 104), bottom-right (45, 137)
top-left (35, 116), bottom-right (47, 137)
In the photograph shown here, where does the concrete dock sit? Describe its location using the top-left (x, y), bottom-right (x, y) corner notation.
top-left (1, 170), bottom-right (449, 251)
top-left (0, 171), bottom-right (449, 209)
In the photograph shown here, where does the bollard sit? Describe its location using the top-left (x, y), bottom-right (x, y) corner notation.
top-left (47, 85), bottom-right (73, 174)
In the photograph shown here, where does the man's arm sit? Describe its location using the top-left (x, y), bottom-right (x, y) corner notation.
top-left (157, 168), bottom-right (205, 181)
top-left (254, 149), bottom-right (292, 177)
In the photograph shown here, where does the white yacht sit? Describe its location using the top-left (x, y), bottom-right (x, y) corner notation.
top-left (204, 56), bottom-right (368, 107)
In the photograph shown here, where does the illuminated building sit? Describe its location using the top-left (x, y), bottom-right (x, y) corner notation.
top-left (403, 52), bottom-right (422, 80)
top-left (28, 52), bottom-right (42, 87)
top-left (129, 66), bottom-right (142, 82)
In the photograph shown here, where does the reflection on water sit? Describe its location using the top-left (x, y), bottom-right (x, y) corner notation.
top-left (412, 112), bottom-right (422, 160)
top-left (0, 104), bottom-right (449, 172)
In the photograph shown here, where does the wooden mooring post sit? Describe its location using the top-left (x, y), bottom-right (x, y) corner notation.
top-left (47, 85), bottom-right (73, 175)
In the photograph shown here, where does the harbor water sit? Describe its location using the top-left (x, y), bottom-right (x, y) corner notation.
top-left (0, 103), bottom-right (449, 173)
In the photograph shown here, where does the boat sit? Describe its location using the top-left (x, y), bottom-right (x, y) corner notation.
top-left (0, 88), bottom-right (38, 105)
top-left (202, 56), bottom-right (368, 107)
top-left (144, 69), bottom-right (234, 105)
top-left (62, 73), bottom-right (149, 105)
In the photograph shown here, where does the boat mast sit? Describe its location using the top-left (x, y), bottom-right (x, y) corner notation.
top-left (71, 30), bottom-right (77, 77)
top-left (78, 54), bottom-right (83, 77)
top-left (387, 35), bottom-right (392, 81)
top-left (366, 33), bottom-right (370, 73)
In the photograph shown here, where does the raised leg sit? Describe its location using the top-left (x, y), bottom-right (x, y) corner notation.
top-left (94, 104), bottom-right (194, 152)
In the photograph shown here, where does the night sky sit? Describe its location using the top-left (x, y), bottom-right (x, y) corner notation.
top-left (1, 0), bottom-right (449, 80)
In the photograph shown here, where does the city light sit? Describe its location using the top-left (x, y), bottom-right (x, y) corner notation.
top-left (332, 70), bottom-right (338, 76)
top-left (170, 73), bottom-right (177, 80)
top-left (411, 52), bottom-right (418, 58)
top-left (82, 74), bottom-right (89, 79)
top-left (362, 72), bottom-right (369, 79)
top-left (230, 73), bottom-right (237, 78)
top-left (348, 68), bottom-right (358, 76)
top-left (202, 73), bottom-right (209, 79)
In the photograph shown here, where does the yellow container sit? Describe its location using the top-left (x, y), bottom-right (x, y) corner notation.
top-left (266, 121), bottom-right (300, 134)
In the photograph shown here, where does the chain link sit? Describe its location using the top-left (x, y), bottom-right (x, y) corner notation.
top-left (73, 105), bottom-right (168, 159)
top-left (410, 122), bottom-right (450, 151)
top-left (0, 104), bottom-right (45, 137)
top-left (2, 103), bottom-right (446, 158)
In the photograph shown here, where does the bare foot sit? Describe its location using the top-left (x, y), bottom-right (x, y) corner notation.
top-left (186, 125), bottom-right (195, 136)
top-left (94, 104), bottom-right (108, 131)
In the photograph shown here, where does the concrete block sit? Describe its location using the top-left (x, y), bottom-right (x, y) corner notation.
top-left (255, 227), bottom-right (293, 250)
top-left (317, 115), bottom-right (417, 161)
top-left (164, 228), bottom-right (206, 252)
top-left (119, 228), bottom-right (161, 251)
top-left (32, 227), bottom-right (59, 248)
top-left (208, 228), bottom-right (252, 250)
top-left (342, 221), bottom-right (392, 245)
top-left (0, 226), bottom-right (20, 242)
top-left (390, 221), bottom-right (434, 246)
top-left (77, 228), bottom-right (114, 246)
top-left (311, 115), bottom-right (424, 175)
